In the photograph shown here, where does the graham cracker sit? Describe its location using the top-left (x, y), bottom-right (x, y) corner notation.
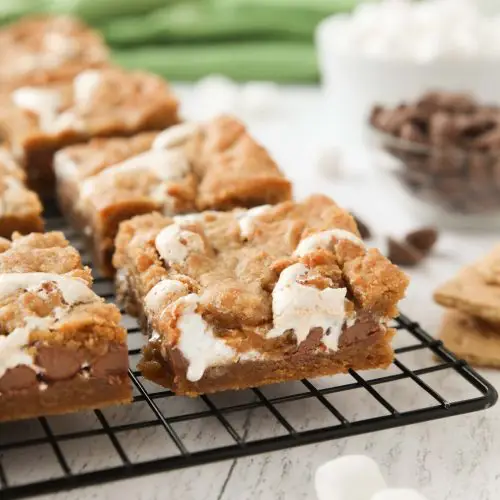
top-left (434, 265), bottom-right (500, 324)
top-left (476, 244), bottom-right (500, 286)
top-left (439, 310), bottom-right (500, 369)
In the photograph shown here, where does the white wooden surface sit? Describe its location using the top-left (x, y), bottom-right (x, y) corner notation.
top-left (25, 86), bottom-right (500, 499)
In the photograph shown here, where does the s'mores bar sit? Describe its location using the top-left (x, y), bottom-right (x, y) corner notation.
top-left (0, 16), bottom-right (109, 91)
top-left (114, 195), bottom-right (409, 395)
top-left (55, 116), bottom-right (292, 276)
top-left (0, 232), bottom-right (131, 422)
top-left (0, 67), bottom-right (179, 196)
top-left (0, 147), bottom-right (44, 238)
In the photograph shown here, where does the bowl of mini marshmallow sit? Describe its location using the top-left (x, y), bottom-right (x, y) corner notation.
top-left (316, 0), bottom-right (500, 151)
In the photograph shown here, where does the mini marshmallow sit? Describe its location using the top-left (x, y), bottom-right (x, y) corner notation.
top-left (236, 205), bottom-right (271, 239)
top-left (320, 0), bottom-right (500, 62)
top-left (315, 455), bottom-right (387, 500)
top-left (371, 489), bottom-right (429, 500)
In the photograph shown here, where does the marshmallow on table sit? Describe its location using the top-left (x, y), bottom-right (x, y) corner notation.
top-left (371, 489), bottom-right (429, 500)
top-left (315, 455), bottom-right (387, 500)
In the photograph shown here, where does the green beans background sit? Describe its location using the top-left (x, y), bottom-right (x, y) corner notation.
top-left (0, 0), bottom-right (360, 82)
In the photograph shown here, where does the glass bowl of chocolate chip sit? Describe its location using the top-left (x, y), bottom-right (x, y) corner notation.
top-left (369, 91), bottom-right (500, 228)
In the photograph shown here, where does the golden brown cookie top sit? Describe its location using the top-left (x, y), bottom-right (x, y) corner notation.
top-left (1, 67), bottom-right (179, 144)
top-left (55, 132), bottom-right (157, 182)
top-left (0, 232), bottom-right (123, 345)
top-left (0, 148), bottom-right (42, 218)
top-left (0, 15), bottom-right (109, 90)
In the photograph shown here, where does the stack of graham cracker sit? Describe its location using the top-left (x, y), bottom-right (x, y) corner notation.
top-left (434, 245), bottom-right (500, 368)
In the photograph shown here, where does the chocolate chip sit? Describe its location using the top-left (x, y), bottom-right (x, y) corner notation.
top-left (405, 227), bottom-right (438, 254)
top-left (399, 122), bottom-right (426, 143)
top-left (387, 237), bottom-right (423, 267)
top-left (429, 112), bottom-right (457, 146)
top-left (370, 91), bottom-right (500, 215)
top-left (352, 213), bottom-right (371, 239)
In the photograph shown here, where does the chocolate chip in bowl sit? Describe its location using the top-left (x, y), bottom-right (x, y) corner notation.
top-left (369, 91), bottom-right (500, 228)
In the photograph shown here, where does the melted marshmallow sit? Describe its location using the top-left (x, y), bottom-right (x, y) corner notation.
top-left (238, 350), bottom-right (264, 361)
top-left (266, 263), bottom-right (346, 350)
top-left (73, 70), bottom-right (102, 107)
top-left (145, 279), bottom-right (188, 313)
top-left (153, 122), bottom-right (200, 150)
top-left (80, 149), bottom-right (190, 200)
top-left (0, 177), bottom-right (25, 216)
top-left (174, 294), bottom-right (236, 381)
top-left (0, 273), bottom-right (97, 304)
top-left (54, 151), bottom-right (78, 182)
top-left (155, 224), bottom-right (205, 265)
top-left (173, 213), bottom-right (206, 224)
top-left (43, 32), bottom-right (77, 59)
top-left (0, 316), bottom-right (52, 380)
top-left (0, 273), bottom-right (98, 380)
top-left (0, 149), bottom-right (19, 174)
top-left (11, 87), bottom-right (61, 130)
top-left (237, 205), bottom-right (271, 239)
top-left (294, 229), bottom-right (363, 257)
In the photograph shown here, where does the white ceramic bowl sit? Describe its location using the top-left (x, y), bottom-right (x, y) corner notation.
top-left (315, 16), bottom-right (500, 152)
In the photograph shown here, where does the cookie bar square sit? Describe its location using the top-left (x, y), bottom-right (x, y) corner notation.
top-left (0, 147), bottom-right (44, 238)
top-left (0, 67), bottom-right (179, 197)
top-left (113, 195), bottom-right (409, 395)
top-left (439, 310), bottom-right (500, 369)
top-left (54, 116), bottom-right (292, 277)
top-left (0, 232), bottom-right (131, 422)
top-left (0, 15), bottom-right (109, 91)
top-left (434, 252), bottom-right (500, 324)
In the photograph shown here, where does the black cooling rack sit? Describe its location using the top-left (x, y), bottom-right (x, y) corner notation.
top-left (0, 213), bottom-right (497, 500)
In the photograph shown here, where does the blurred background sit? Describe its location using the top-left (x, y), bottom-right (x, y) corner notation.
top-left (3, 0), bottom-right (500, 227)
top-left (0, 0), bottom-right (498, 82)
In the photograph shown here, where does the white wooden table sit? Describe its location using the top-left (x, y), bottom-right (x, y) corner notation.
top-left (33, 86), bottom-right (500, 500)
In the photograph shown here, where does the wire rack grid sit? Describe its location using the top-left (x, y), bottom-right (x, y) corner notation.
top-left (0, 213), bottom-right (497, 500)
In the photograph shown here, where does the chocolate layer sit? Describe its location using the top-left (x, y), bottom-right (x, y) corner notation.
top-left (0, 344), bottom-right (129, 394)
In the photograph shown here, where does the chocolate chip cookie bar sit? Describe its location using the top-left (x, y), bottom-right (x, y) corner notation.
top-left (113, 195), bottom-right (409, 395)
top-left (0, 147), bottom-right (44, 238)
top-left (0, 15), bottom-right (109, 91)
top-left (54, 116), bottom-right (292, 277)
top-left (0, 67), bottom-right (179, 197)
top-left (0, 232), bottom-right (131, 422)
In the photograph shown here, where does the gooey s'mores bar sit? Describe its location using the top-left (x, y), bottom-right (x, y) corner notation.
top-left (0, 232), bottom-right (131, 422)
top-left (0, 16), bottom-right (109, 91)
top-left (54, 116), bottom-right (292, 277)
top-left (114, 195), bottom-right (409, 395)
top-left (0, 67), bottom-right (179, 196)
top-left (0, 147), bottom-right (44, 238)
